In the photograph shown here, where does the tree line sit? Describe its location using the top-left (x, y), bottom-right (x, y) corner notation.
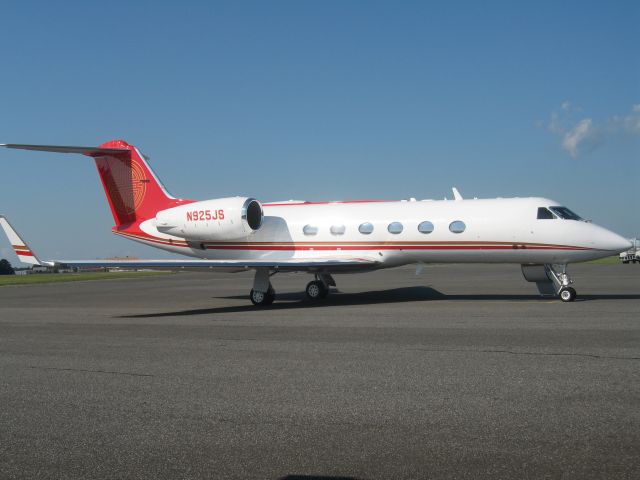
top-left (0, 259), bottom-right (15, 275)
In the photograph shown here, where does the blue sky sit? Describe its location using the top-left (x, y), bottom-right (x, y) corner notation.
top-left (1, 0), bottom-right (638, 261)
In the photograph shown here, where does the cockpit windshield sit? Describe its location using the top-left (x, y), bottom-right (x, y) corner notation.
top-left (537, 207), bottom-right (555, 219)
top-left (549, 206), bottom-right (582, 220)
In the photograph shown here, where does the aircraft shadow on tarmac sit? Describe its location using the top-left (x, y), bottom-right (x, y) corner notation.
top-left (117, 286), bottom-right (640, 319)
top-left (278, 476), bottom-right (362, 480)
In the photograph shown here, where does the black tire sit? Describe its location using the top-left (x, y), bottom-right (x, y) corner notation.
top-left (264, 286), bottom-right (276, 305)
top-left (623, 261), bottom-right (629, 264)
top-left (559, 287), bottom-right (576, 302)
top-left (306, 280), bottom-right (328, 300)
top-left (250, 286), bottom-right (275, 306)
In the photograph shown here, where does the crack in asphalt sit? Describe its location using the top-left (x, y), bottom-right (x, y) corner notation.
top-left (27, 366), bottom-right (154, 377)
top-left (22, 348), bottom-right (639, 383)
top-left (410, 347), bottom-right (640, 361)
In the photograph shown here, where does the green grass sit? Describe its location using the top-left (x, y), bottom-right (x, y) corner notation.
top-left (584, 255), bottom-right (623, 265)
top-left (0, 271), bottom-right (169, 287)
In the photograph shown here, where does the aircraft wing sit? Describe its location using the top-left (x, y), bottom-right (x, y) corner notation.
top-left (46, 257), bottom-right (380, 273)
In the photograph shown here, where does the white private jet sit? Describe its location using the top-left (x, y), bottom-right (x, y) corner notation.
top-left (0, 140), bottom-right (631, 304)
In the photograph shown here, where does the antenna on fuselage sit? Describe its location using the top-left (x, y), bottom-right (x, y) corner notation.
top-left (452, 187), bottom-right (463, 201)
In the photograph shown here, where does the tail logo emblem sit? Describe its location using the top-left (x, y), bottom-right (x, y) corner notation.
top-left (130, 159), bottom-right (147, 212)
top-left (101, 157), bottom-right (148, 216)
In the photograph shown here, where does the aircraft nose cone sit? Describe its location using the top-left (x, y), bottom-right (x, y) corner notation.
top-left (603, 231), bottom-right (632, 252)
top-left (619, 237), bottom-right (633, 252)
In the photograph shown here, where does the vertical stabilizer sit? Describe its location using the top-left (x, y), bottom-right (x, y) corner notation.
top-left (92, 140), bottom-right (190, 227)
top-left (0, 215), bottom-right (43, 265)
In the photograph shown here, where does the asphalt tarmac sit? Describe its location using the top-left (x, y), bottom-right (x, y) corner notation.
top-left (0, 263), bottom-right (639, 479)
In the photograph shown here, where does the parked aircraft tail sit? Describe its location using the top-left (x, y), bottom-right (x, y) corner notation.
top-left (1, 140), bottom-right (192, 227)
top-left (0, 215), bottom-right (45, 266)
top-left (91, 140), bottom-right (190, 226)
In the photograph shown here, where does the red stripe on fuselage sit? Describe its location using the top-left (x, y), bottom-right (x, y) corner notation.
top-left (113, 230), bottom-right (593, 252)
top-left (263, 200), bottom-right (388, 207)
top-left (202, 245), bottom-right (587, 251)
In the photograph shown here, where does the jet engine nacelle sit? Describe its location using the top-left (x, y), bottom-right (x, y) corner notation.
top-left (155, 197), bottom-right (263, 241)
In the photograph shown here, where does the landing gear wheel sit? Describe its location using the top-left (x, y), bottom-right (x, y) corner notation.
top-left (250, 286), bottom-right (275, 306)
top-left (264, 287), bottom-right (275, 305)
top-left (559, 287), bottom-right (576, 302)
top-left (306, 280), bottom-right (328, 300)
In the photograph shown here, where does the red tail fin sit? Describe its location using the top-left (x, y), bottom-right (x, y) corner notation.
top-left (93, 140), bottom-right (189, 227)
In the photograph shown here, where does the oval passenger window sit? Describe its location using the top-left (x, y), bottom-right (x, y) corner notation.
top-left (330, 225), bottom-right (346, 235)
top-left (359, 222), bottom-right (374, 234)
top-left (388, 222), bottom-right (403, 234)
top-left (417, 221), bottom-right (434, 234)
top-left (303, 225), bottom-right (318, 235)
top-left (449, 221), bottom-right (466, 233)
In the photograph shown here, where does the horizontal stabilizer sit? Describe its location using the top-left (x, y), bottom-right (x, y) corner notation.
top-left (0, 144), bottom-right (129, 157)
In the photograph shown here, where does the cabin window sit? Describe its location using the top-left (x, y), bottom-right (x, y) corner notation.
top-left (303, 225), bottom-right (318, 235)
top-left (537, 207), bottom-right (555, 219)
top-left (388, 222), bottom-right (403, 234)
top-left (330, 224), bottom-right (346, 235)
top-left (549, 206), bottom-right (583, 220)
top-left (449, 220), bottom-right (466, 233)
top-left (359, 222), bottom-right (374, 234)
top-left (417, 221), bottom-right (434, 234)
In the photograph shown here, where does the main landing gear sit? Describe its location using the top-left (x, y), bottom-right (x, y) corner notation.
top-left (248, 269), bottom-right (336, 306)
top-left (521, 263), bottom-right (577, 302)
top-left (306, 273), bottom-right (335, 301)
top-left (249, 268), bottom-right (276, 306)
top-left (306, 280), bottom-right (329, 300)
top-left (249, 286), bottom-right (275, 306)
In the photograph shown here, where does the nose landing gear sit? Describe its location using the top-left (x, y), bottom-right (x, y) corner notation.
top-left (547, 265), bottom-right (577, 302)
top-left (521, 263), bottom-right (577, 302)
top-left (559, 286), bottom-right (577, 302)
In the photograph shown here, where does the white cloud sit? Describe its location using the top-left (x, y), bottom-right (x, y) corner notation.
top-left (544, 102), bottom-right (639, 158)
top-left (619, 104), bottom-right (640, 134)
top-left (562, 119), bottom-right (594, 158)
top-left (548, 112), bottom-right (563, 134)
